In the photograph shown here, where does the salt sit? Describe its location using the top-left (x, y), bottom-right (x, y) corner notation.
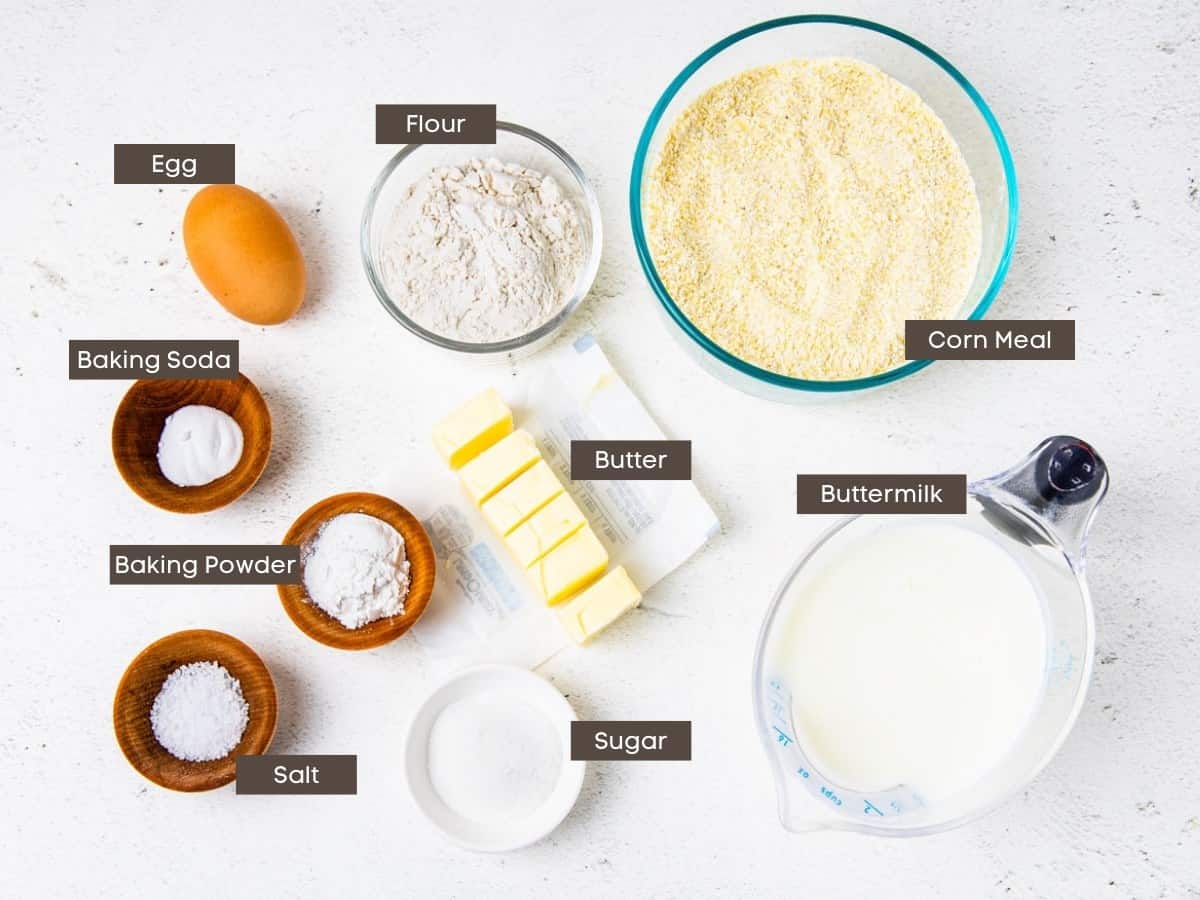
top-left (150, 661), bottom-right (249, 762)
top-left (427, 691), bottom-right (562, 824)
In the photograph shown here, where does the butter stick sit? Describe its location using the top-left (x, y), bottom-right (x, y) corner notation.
top-left (505, 492), bottom-right (587, 567)
top-left (555, 566), bottom-right (642, 644)
top-left (459, 430), bottom-right (540, 505)
top-left (480, 460), bottom-right (564, 536)
top-left (432, 388), bottom-right (513, 469)
top-left (526, 526), bottom-right (608, 606)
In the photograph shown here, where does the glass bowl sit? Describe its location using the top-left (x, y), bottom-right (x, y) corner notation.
top-left (629, 15), bottom-right (1018, 400)
top-left (362, 122), bottom-right (603, 360)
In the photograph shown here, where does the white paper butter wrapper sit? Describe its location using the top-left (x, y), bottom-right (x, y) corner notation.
top-left (408, 335), bottom-right (719, 670)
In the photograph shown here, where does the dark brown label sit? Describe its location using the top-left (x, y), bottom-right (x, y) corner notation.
top-left (236, 755), bottom-right (357, 795)
top-left (570, 721), bottom-right (692, 760)
top-left (68, 340), bottom-right (238, 380)
top-left (375, 104), bottom-right (497, 144)
top-left (113, 144), bottom-right (234, 184)
top-left (905, 320), bottom-right (1075, 360)
top-left (570, 441), bottom-right (692, 481)
top-left (109, 546), bottom-right (302, 584)
top-left (796, 475), bottom-right (967, 514)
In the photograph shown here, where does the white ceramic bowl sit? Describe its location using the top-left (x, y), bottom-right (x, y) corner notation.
top-left (404, 664), bottom-right (585, 852)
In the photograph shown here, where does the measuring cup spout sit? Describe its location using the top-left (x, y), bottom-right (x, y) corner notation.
top-left (974, 435), bottom-right (1109, 569)
top-left (771, 769), bottom-right (839, 833)
top-left (758, 675), bottom-right (846, 833)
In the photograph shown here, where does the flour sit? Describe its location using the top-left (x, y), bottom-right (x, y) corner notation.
top-left (301, 513), bottom-right (411, 629)
top-left (380, 158), bottom-right (584, 343)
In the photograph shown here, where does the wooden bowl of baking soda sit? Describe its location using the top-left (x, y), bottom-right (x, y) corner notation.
top-left (113, 629), bottom-right (277, 792)
top-left (111, 374), bottom-right (271, 513)
top-left (279, 492), bottom-right (436, 651)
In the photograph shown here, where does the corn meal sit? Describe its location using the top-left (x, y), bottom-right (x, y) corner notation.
top-left (645, 58), bottom-right (982, 380)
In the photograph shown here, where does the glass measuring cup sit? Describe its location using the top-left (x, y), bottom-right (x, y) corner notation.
top-left (752, 436), bottom-right (1108, 835)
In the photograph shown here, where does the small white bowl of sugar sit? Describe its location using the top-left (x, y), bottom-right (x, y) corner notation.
top-left (404, 664), bottom-right (585, 851)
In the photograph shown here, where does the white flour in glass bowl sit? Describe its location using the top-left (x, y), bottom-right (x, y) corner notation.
top-left (379, 157), bottom-right (584, 343)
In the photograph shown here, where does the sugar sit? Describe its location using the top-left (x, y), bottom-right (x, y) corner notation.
top-left (150, 661), bottom-right (249, 762)
top-left (427, 691), bottom-right (562, 824)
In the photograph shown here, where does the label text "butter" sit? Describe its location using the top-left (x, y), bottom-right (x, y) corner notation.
top-left (570, 440), bottom-right (691, 481)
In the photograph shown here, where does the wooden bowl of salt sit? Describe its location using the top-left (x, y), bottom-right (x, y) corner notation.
top-left (113, 629), bottom-right (277, 792)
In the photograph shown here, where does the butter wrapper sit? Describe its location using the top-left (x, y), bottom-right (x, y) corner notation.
top-left (409, 335), bottom-right (719, 669)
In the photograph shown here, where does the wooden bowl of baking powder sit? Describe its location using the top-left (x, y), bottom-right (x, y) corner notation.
top-left (278, 492), bottom-right (436, 651)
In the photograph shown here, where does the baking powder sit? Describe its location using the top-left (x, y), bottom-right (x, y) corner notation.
top-left (301, 513), bottom-right (411, 629)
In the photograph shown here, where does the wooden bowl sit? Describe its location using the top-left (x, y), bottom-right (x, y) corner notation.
top-left (113, 629), bottom-right (277, 792)
top-left (111, 374), bottom-right (271, 513)
top-left (279, 492), bottom-right (436, 651)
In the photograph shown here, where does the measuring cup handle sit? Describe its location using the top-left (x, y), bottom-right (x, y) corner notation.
top-left (975, 435), bottom-right (1109, 569)
top-left (1033, 437), bottom-right (1106, 505)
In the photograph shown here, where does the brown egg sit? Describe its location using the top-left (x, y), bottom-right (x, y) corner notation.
top-left (183, 185), bottom-right (306, 325)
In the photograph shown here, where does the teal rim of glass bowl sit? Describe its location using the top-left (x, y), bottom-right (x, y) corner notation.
top-left (629, 14), bottom-right (1020, 394)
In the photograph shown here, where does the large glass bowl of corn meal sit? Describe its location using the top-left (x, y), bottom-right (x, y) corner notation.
top-left (630, 16), bottom-right (1018, 400)
top-left (363, 122), bottom-right (602, 359)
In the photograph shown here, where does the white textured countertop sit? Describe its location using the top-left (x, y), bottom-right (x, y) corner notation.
top-left (3, 1), bottom-right (1198, 897)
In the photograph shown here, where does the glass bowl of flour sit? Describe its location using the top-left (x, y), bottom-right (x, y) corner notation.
top-left (362, 122), bottom-right (602, 358)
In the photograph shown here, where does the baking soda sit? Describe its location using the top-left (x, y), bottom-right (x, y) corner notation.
top-left (156, 405), bottom-right (243, 487)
